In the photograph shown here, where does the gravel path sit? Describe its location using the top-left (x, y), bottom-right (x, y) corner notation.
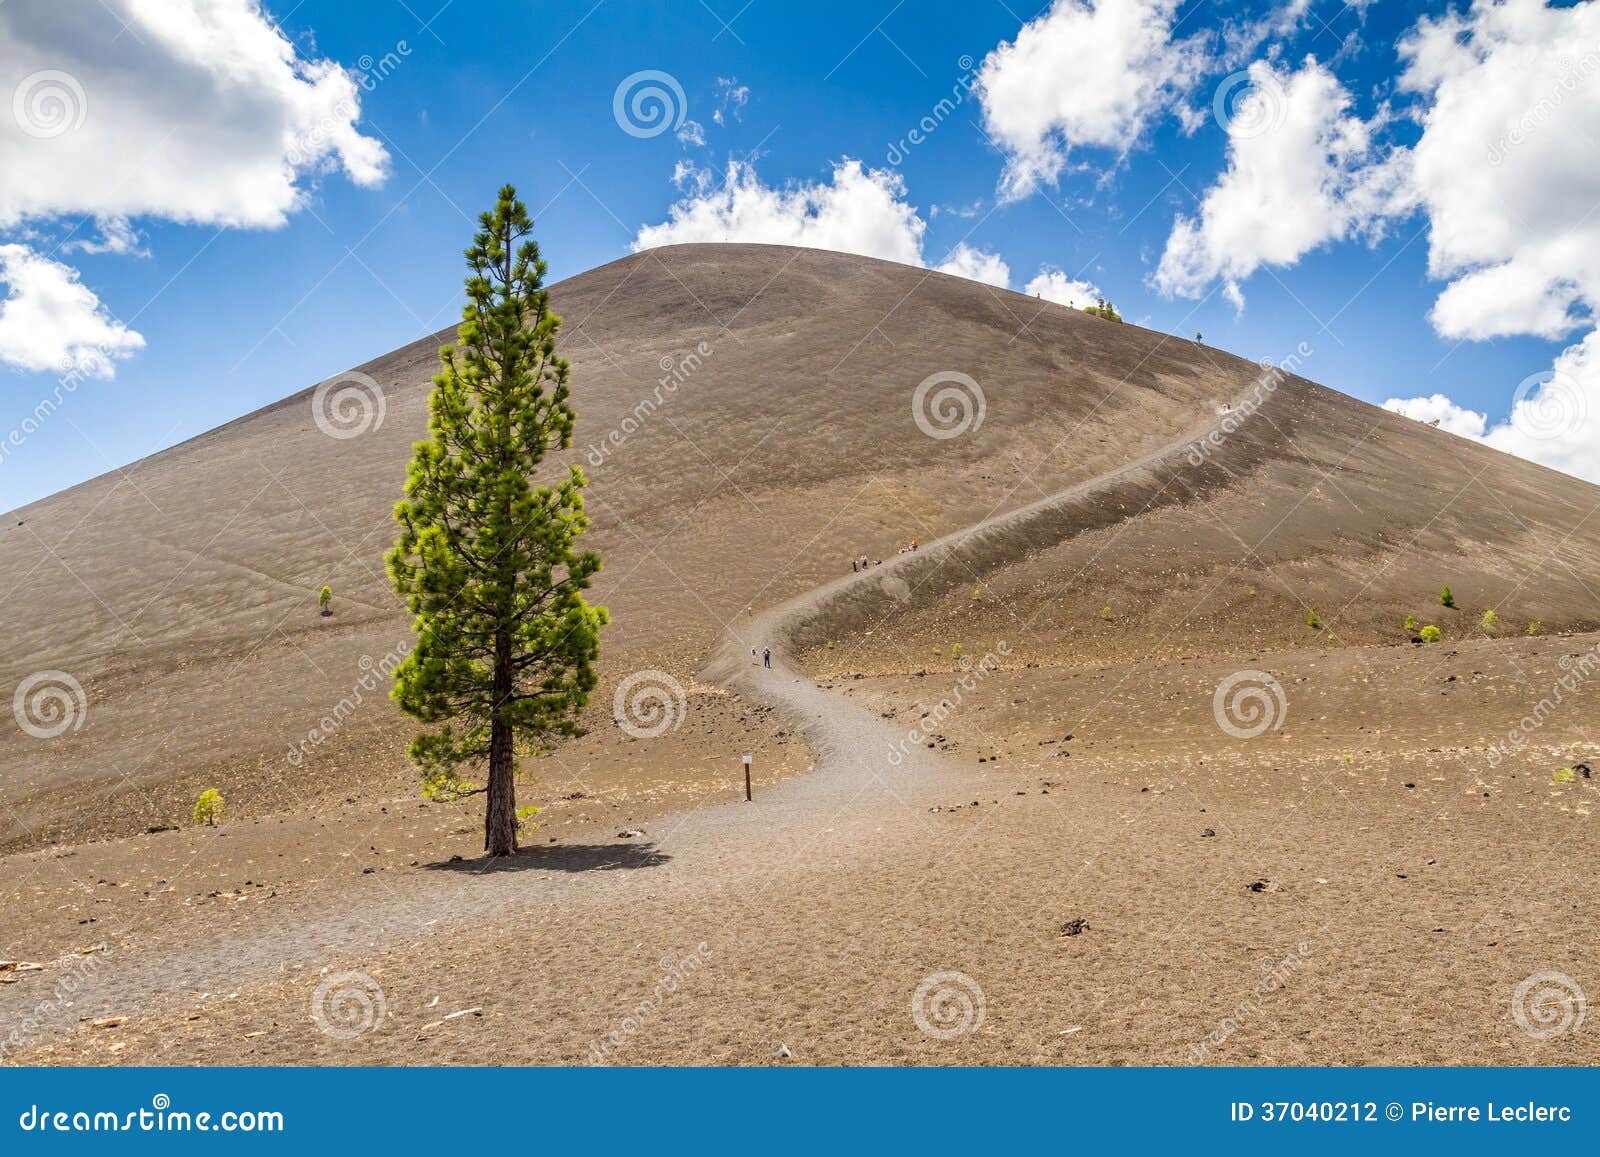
top-left (1, 392), bottom-right (1239, 1049)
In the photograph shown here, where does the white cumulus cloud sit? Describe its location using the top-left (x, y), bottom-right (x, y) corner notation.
top-left (634, 160), bottom-right (927, 266)
top-left (1382, 393), bottom-right (1489, 439)
top-left (935, 243), bottom-right (1011, 288)
top-left (1399, 0), bottom-right (1600, 343)
top-left (1386, 330), bottom-right (1600, 484)
top-left (634, 160), bottom-right (1015, 293)
top-left (634, 161), bottom-right (1123, 313)
top-left (0, 1), bottom-right (388, 231)
top-left (1386, 0), bottom-right (1600, 480)
top-left (0, 0), bottom-right (389, 378)
top-left (1154, 57), bottom-right (1404, 306)
top-left (1024, 268), bottom-right (1105, 308)
top-left (0, 244), bottom-right (145, 378)
top-left (976, 0), bottom-right (1209, 201)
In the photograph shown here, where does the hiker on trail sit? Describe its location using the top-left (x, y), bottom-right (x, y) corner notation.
top-left (751, 647), bottom-right (758, 665)
top-left (852, 558), bottom-right (858, 572)
top-left (762, 647), bottom-right (771, 668)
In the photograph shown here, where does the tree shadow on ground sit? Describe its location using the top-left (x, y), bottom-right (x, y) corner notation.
top-left (422, 841), bottom-right (671, 874)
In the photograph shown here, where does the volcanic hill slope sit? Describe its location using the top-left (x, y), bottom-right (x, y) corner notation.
top-left (2, 244), bottom-right (1598, 1065)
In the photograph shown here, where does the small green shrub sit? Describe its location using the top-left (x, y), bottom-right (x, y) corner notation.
top-left (1553, 767), bottom-right (1577, 784)
top-left (421, 767), bottom-right (478, 802)
top-left (516, 804), bottom-right (541, 830)
top-left (1482, 609), bottom-right (1499, 631)
top-left (1439, 586), bottom-right (1455, 608)
top-left (1527, 621), bottom-right (1540, 637)
top-left (1420, 625), bottom-right (1442, 643)
top-left (1306, 609), bottom-right (1321, 629)
top-left (950, 643), bottom-right (962, 661)
top-left (319, 585), bottom-right (333, 616)
top-left (1082, 298), bottom-right (1124, 323)
top-left (1100, 605), bottom-right (1113, 621)
top-left (1403, 613), bottom-right (1418, 632)
top-left (193, 788), bottom-right (225, 827)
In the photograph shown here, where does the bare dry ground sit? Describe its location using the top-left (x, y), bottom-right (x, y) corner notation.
top-left (2, 244), bottom-right (1597, 1064)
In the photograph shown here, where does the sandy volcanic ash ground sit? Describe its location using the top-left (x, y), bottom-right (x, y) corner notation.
top-left (3, 245), bottom-right (1597, 1064)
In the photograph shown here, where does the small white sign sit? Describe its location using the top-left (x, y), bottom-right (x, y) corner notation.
top-left (742, 753), bottom-right (753, 766)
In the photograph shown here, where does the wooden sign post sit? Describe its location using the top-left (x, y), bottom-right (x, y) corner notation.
top-left (743, 752), bottom-right (753, 802)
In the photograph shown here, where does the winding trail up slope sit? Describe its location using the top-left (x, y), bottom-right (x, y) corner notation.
top-left (7, 244), bottom-right (1600, 851)
top-left (0, 378), bottom-right (1258, 1042)
top-left (6, 245), bottom-right (1600, 1064)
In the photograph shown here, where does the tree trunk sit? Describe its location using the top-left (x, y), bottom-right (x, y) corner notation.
top-left (484, 637), bottom-right (517, 856)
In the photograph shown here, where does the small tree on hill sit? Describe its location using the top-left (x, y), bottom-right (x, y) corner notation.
top-left (193, 788), bottom-right (224, 826)
top-left (1439, 586), bottom-right (1455, 608)
top-left (387, 185), bottom-right (608, 857)
top-left (1081, 298), bottom-right (1124, 323)
top-left (319, 585), bottom-right (333, 616)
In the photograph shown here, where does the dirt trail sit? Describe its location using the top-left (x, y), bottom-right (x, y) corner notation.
top-left (0, 392), bottom-right (1242, 1048)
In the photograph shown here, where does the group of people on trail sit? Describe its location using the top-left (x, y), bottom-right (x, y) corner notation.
top-left (850, 539), bottom-right (920, 573)
top-left (751, 646), bottom-right (771, 668)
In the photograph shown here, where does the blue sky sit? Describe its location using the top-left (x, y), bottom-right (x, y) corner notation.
top-left (2, 0), bottom-right (1597, 510)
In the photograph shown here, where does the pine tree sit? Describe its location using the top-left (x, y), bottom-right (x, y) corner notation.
top-left (387, 185), bottom-right (608, 856)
